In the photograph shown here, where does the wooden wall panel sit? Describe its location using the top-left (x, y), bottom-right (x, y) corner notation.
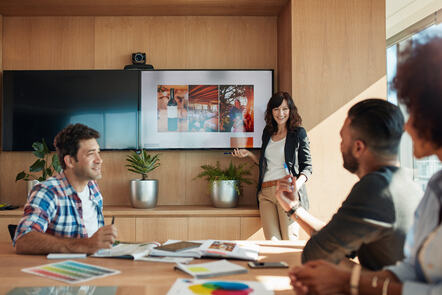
top-left (136, 217), bottom-right (188, 242)
top-left (0, 152), bottom-right (39, 205)
top-left (188, 217), bottom-right (241, 240)
top-left (240, 217), bottom-right (265, 240)
top-left (0, 16), bottom-right (275, 207)
top-left (104, 217), bottom-right (136, 242)
top-left (2, 17), bottom-right (95, 70)
top-left (277, 1), bottom-right (291, 93)
top-left (94, 16), bottom-right (277, 70)
top-left (290, 0), bottom-right (386, 223)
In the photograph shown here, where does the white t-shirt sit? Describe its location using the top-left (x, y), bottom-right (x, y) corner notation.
top-left (77, 185), bottom-right (99, 237)
top-left (263, 137), bottom-right (287, 182)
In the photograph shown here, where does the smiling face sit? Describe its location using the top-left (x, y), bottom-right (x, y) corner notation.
top-left (272, 99), bottom-right (290, 127)
top-left (69, 138), bottom-right (103, 181)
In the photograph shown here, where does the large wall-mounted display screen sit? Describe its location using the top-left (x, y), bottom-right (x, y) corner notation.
top-left (2, 70), bottom-right (139, 151)
top-left (140, 70), bottom-right (273, 149)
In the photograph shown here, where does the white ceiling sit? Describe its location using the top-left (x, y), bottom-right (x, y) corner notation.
top-left (386, 0), bottom-right (442, 38)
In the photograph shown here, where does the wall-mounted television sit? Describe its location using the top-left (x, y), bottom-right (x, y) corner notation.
top-left (140, 70), bottom-right (273, 149)
top-left (2, 70), bottom-right (139, 151)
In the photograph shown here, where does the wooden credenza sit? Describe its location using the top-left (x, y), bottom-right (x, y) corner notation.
top-left (0, 206), bottom-right (264, 243)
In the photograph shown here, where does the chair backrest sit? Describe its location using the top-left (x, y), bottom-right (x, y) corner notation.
top-left (8, 224), bottom-right (17, 242)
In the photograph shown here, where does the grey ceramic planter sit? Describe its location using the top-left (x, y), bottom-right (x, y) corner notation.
top-left (210, 180), bottom-right (239, 208)
top-left (27, 180), bottom-right (39, 200)
top-left (130, 179), bottom-right (159, 209)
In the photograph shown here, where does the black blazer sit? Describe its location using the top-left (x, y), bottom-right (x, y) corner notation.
top-left (257, 126), bottom-right (312, 209)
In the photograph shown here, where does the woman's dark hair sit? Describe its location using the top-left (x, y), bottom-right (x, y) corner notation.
top-left (54, 123), bottom-right (100, 169)
top-left (393, 37), bottom-right (442, 147)
top-left (264, 92), bottom-right (302, 134)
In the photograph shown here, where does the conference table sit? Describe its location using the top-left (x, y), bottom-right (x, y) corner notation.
top-left (0, 241), bottom-right (305, 294)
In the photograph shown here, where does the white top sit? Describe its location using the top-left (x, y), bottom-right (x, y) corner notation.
top-left (263, 137), bottom-right (286, 182)
top-left (77, 185), bottom-right (99, 237)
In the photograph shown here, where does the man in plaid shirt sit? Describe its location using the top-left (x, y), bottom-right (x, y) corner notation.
top-left (14, 123), bottom-right (117, 254)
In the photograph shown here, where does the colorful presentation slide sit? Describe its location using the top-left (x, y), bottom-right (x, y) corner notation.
top-left (141, 70), bottom-right (273, 149)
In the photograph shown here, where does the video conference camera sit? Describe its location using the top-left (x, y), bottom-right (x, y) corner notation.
top-left (124, 52), bottom-right (154, 70)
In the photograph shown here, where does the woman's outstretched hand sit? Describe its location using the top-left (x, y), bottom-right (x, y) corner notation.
top-left (232, 148), bottom-right (250, 158)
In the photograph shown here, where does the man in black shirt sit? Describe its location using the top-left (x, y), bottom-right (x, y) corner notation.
top-left (276, 99), bottom-right (422, 270)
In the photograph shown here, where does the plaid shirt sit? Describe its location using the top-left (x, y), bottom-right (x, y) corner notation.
top-left (13, 171), bottom-right (104, 245)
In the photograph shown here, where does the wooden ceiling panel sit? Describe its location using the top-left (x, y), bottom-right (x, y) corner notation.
top-left (0, 0), bottom-right (289, 16)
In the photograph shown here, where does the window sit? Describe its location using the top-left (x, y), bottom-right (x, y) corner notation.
top-left (387, 22), bottom-right (442, 190)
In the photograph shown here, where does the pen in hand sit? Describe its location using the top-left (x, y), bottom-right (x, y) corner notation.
top-left (111, 216), bottom-right (119, 246)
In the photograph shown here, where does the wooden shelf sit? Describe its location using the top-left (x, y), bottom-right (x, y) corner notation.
top-left (0, 205), bottom-right (259, 218)
top-left (0, 0), bottom-right (288, 16)
top-left (104, 205), bottom-right (259, 217)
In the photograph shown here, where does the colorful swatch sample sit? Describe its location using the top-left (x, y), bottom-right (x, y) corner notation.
top-left (189, 281), bottom-right (253, 295)
top-left (22, 260), bottom-right (120, 284)
top-left (167, 279), bottom-right (273, 295)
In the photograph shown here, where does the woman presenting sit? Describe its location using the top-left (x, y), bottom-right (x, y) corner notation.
top-left (233, 92), bottom-right (312, 240)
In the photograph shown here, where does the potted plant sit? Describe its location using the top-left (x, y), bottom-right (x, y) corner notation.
top-left (195, 161), bottom-right (253, 208)
top-left (126, 149), bottom-right (160, 208)
top-left (16, 139), bottom-right (62, 197)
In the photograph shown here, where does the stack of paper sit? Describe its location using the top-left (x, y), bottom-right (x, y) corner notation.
top-left (174, 259), bottom-right (247, 279)
top-left (92, 242), bottom-right (160, 260)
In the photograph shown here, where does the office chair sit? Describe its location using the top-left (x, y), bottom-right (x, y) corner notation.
top-left (8, 224), bottom-right (17, 241)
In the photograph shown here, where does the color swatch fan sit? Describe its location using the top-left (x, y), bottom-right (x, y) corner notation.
top-left (167, 278), bottom-right (273, 295)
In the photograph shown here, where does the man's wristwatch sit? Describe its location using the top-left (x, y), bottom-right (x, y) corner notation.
top-left (286, 202), bottom-right (301, 218)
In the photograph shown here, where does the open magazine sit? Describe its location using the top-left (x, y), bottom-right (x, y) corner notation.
top-left (150, 240), bottom-right (259, 261)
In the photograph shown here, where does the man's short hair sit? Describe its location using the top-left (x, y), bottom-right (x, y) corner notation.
top-left (54, 124), bottom-right (100, 169)
top-left (347, 99), bottom-right (404, 156)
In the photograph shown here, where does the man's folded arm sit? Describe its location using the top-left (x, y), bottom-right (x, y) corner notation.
top-left (302, 213), bottom-right (390, 264)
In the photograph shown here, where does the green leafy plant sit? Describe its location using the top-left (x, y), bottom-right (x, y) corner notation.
top-left (194, 161), bottom-right (253, 195)
top-left (16, 139), bottom-right (62, 182)
top-left (126, 149), bottom-right (160, 180)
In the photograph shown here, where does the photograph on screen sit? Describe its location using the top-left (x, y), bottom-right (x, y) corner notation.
top-left (188, 85), bottom-right (219, 132)
top-left (157, 85), bottom-right (189, 132)
top-left (141, 70), bottom-right (272, 149)
top-left (219, 85), bottom-right (254, 133)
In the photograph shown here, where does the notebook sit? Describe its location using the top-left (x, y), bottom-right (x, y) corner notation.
top-left (174, 259), bottom-right (247, 279)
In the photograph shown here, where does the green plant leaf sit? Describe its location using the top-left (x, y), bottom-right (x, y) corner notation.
top-left (29, 159), bottom-right (45, 172)
top-left (126, 150), bottom-right (160, 178)
top-left (52, 154), bottom-right (62, 173)
top-left (33, 140), bottom-right (48, 158)
top-left (194, 160), bottom-right (254, 196)
top-left (15, 171), bottom-right (26, 181)
top-left (41, 138), bottom-right (50, 155)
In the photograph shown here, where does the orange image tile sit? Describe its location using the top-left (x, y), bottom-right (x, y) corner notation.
top-left (230, 137), bottom-right (254, 148)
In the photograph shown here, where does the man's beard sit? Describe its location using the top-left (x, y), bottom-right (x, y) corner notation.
top-left (342, 147), bottom-right (359, 174)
